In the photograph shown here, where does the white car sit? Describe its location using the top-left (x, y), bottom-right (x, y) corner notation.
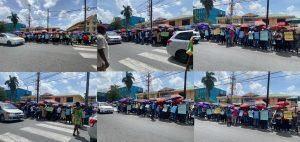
top-left (166, 30), bottom-right (194, 63)
top-left (87, 114), bottom-right (97, 142)
top-left (0, 33), bottom-right (25, 46)
top-left (0, 102), bottom-right (24, 122)
top-left (106, 31), bottom-right (122, 44)
top-left (193, 31), bottom-right (200, 44)
top-left (98, 102), bottom-right (114, 114)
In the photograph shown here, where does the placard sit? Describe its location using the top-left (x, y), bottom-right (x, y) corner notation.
top-left (214, 108), bottom-right (221, 114)
top-left (171, 106), bottom-right (177, 113)
top-left (177, 104), bottom-right (187, 114)
top-left (205, 30), bottom-right (209, 36)
top-left (284, 32), bottom-right (294, 41)
top-left (206, 109), bottom-right (212, 115)
top-left (145, 104), bottom-right (150, 109)
top-left (214, 28), bottom-right (220, 35)
top-left (260, 110), bottom-right (268, 120)
top-left (260, 30), bottom-right (269, 41)
top-left (284, 111), bottom-right (293, 120)
top-left (162, 104), bottom-right (168, 112)
top-left (239, 110), bottom-right (244, 117)
top-left (127, 105), bottom-right (131, 111)
top-left (248, 33), bottom-right (253, 40)
top-left (160, 32), bottom-right (169, 37)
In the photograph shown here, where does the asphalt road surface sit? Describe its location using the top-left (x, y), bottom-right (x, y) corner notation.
top-left (0, 119), bottom-right (90, 142)
top-left (99, 113), bottom-right (194, 142)
top-left (0, 43), bottom-right (97, 71)
top-left (107, 42), bottom-right (186, 71)
top-left (194, 41), bottom-right (300, 71)
top-left (195, 119), bottom-right (300, 142)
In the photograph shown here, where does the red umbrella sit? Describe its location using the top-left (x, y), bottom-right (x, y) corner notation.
top-left (277, 22), bottom-right (288, 27)
top-left (171, 94), bottom-right (183, 99)
top-left (255, 21), bottom-right (266, 26)
top-left (276, 101), bottom-right (289, 106)
top-left (240, 103), bottom-right (250, 108)
top-left (241, 24), bottom-right (249, 28)
top-left (272, 105), bottom-right (284, 109)
top-left (256, 105), bottom-right (266, 110)
top-left (156, 98), bottom-right (166, 103)
top-left (120, 28), bottom-right (126, 32)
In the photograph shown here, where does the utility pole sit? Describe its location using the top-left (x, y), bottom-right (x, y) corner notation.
top-left (84, 0), bottom-right (87, 32)
top-left (230, 0), bottom-right (234, 23)
top-left (266, 0), bottom-right (270, 27)
top-left (149, 0), bottom-right (153, 30)
top-left (266, 71), bottom-right (270, 107)
top-left (85, 72), bottom-right (90, 106)
top-left (28, 4), bottom-right (31, 31)
top-left (47, 9), bottom-right (49, 31)
top-left (230, 72), bottom-right (236, 104)
top-left (146, 73), bottom-right (151, 93)
top-left (36, 72), bottom-right (40, 103)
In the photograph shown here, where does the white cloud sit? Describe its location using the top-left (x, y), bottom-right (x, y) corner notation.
top-left (287, 85), bottom-right (295, 92)
top-left (43, 0), bottom-right (58, 8)
top-left (249, 2), bottom-right (266, 16)
top-left (249, 82), bottom-right (266, 95)
top-left (98, 7), bottom-right (114, 23)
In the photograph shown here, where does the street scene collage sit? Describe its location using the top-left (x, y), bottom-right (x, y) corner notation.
top-left (0, 0), bottom-right (300, 142)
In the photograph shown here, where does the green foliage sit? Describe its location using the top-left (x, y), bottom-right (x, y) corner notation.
top-left (0, 21), bottom-right (5, 33)
top-left (4, 75), bottom-right (19, 101)
top-left (120, 5), bottom-right (133, 30)
top-left (7, 12), bottom-right (19, 32)
top-left (201, 72), bottom-right (217, 101)
top-left (200, 0), bottom-right (215, 19)
top-left (0, 87), bottom-right (7, 101)
top-left (107, 85), bottom-right (120, 102)
top-left (110, 17), bottom-right (123, 30)
top-left (122, 72), bottom-right (135, 98)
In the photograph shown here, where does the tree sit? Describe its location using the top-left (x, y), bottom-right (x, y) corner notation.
top-left (201, 72), bottom-right (217, 101)
top-left (109, 17), bottom-right (123, 30)
top-left (0, 21), bottom-right (5, 33)
top-left (7, 12), bottom-right (19, 32)
top-left (107, 85), bottom-right (120, 102)
top-left (200, 0), bottom-right (215, 20)
top-left (122, 72), bottom-right (135, 98)
top-left (0, 86), bottom-right (7, 101)
top-left (120, 5), bottom-right (133, 30)
top-left (4, 75), bottom-right (19, 102)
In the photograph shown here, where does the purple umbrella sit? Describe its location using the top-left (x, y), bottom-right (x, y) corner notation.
top-left (119, 98), bottom-right (129, 103)
top-left (196, 102), bottom-right (204, 107)
top-left (227, 25), bottom-right (235, 30)
top-left (203, 104), bottom-right (210, 108)
top-left (197, 23), bottom-right (209, 30)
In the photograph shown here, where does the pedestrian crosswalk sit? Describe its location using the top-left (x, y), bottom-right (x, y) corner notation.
top-left (0, 121), bottom-right (79, 142)
top-left (73, 47), bottom-right (97, 70)
top-left (112, 48), bottom-right (185, 71)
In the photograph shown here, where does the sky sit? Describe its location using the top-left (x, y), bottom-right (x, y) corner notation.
top-left (193, 0), bottom-right (300, 18)
top-left (0, 72), bottom-right (99, 97)
top-left (0, 0), bottom-right (97, 30)
top-left (98, 0), bottom-right (194, 24)
top-left (194, 71), bottom-right (300, 96)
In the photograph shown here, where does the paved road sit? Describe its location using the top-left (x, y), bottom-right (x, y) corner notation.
top-left (99, 113), bottom-right (193, 142)
top-left (194, 41), bottom-right (300, 71)
top-left (0, 119), bottom-right (90, 142)
top-left (195, 119), bottom-right (300, 142)
top-left (0, 43), bottom-right (97, 71)
top-left (107, 42), bottom-right (186, 71)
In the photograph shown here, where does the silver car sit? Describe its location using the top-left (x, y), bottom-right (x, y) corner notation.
top-left (0, 33), bottom-right (25, 46)
top-left (106, 31), bottom-right (122, 44)
top-left (0, 102), bottom-right (24, 122)
top-left (98, 102), bottom-right (114, 114)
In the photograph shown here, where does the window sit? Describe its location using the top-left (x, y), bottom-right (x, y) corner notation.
top-left (66, 97), bottom-right (73, 102)
top-left (182, 19), bottom-right (190, 26)
top-left (175, 32), bottom-right (193, 40)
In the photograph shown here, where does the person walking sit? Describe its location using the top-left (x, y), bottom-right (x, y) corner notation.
top-left (72, 102), bottom-right (83, 136)
top-left (97, 24), bottom-right (110, 71)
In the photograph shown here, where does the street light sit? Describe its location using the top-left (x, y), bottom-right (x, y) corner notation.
top-left (266, 0), bottom-right (270, 27)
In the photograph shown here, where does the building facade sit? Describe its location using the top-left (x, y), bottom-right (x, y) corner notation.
top-left (121, 16), bottom-right (145, 27)
top-left (193, 8), bottom-right (226, 24)
top-left (97, 92), bottom-right (107, 102)
top-left (195, 87), bottom-right (227, 103)
top-left (5, 88), bottom-right (32, 101)
top-left (136, 87), bottom-right (196, 100)
top-left (67, 14), bottom-right (98, 33)
top-left (4, 23), bottom-right (26, 32)
top-left (163, 15), bottom-right (193, 26)
top-left (21, 93), bottom-right (84, 104)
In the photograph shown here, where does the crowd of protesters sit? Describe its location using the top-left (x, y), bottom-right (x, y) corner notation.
top-left (194, 101), bottom-right (299, 133)
top-left (198, 22), bottom-right (300, 53)
top-left (15, 101), bottom-right (96, 125)
top-left (115, 96), bottom-right (194, 125)
top-left (15, 31), bottom-right (97, 46)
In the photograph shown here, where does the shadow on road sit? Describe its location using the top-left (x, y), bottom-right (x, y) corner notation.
top-left (74, 135), bottom-right (90, 142)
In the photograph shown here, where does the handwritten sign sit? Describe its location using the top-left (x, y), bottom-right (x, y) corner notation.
top-left (284, 111), bottom-right (293, 120)
top-left (214, 28), bottom-right (220, 35)
top-left (260, 110), bottom-right (268, 120)
top-left (171, 106), bottom-right (177, 113)
top-left (206, 109), bottom-right (212, 115)
top-left (260, 30), bottom-right (269, 41)
top-left (160, 32), bottom-right (169, 37)
top-left (205, 30), bottom-right (209, 36)
top-left (214, 108), bottom-right (221, 114)
top-left (127, 105), bottom-right (131, 111)
top-left (248, 33), bottom-right (253, 40)
top-left (284, 32), bottom-right (294, 41)
top-left (177, 104), bottom-right (187, 114)
top-left (162, 104), bottom-right (168, 112)
top-left (239, 110), bottom-right (244, 117)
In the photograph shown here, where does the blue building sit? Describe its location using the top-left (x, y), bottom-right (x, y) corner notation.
top-left (5, 88), bottom-right (32, 101)
top-left (118, 86), bottom-right (143, 99)
top-left (97, 92), bottom-right (107, 102)
top-left (121, 16), bottom-right (145, 27)
top-left (195, 87), bottom-right (226, 103)
top-left (4, 23), bottom-right (26, 32)
top-left (193, 7), bottom-right (226, 24)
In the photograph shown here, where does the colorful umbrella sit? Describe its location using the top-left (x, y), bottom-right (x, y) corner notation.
top-left (156, 98), bottom-right (166, 103)
top-left (197, 23), bottom-right (209, 30)
top-left (276, 101), bottom-right (289, 106)
top-left (255, 21), bottom-right (266, 26)
top-left (241, 24), bottom-right (249, 28)
top-left (240, 103), bottom-right (250, 108)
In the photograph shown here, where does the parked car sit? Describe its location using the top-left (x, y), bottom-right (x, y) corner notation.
top-left (0, 102), bottom-right (24, 122)
top-left (87, 114), bottom-right (97, 142)
top-left (0, 33), bottom-right (25, 46)
top-left (106, 31), bottom-right (122, 44)
top-left (98, 102), bottom-right (114, 114)
top-left (193, 31), bottom-right (200, 44)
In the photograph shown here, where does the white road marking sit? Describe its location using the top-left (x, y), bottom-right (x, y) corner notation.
top-left (36, 123), bottom-right (73, 133)
top-left (152, 49), bottom-right (168, 54)
top-left (78, 52), bottom-right (97, 59)
top-left (20, 127), bottom-right (71, 142)
top-left (0, 133), bottom-right (33, 142)
top-left (73, 48), bottom-right (97, 52)
top-left (119, 58), bottom-right (159, 71)
top-left (138, 52), bottom-right (184, 69)
top-left (44, 121), bottom-right (74, 129)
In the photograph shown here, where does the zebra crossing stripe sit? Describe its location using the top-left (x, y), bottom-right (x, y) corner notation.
top-left (20, 127), bottom-right (71, 142)
top-left (73, 48), bottom-right (97, 52)
top-left (0, 132), bottom-right (33, 142)
top-left (36, 123), bottom-right (73, 133)
top-left (78, 52), bottom-right (97, 59)
top-left (119, 58), bottom-right (159, 71)
top-left (152, 49), bottom-right (168, 54)
top-left (138, 52), bottom-right (185, 69)
top-left (44, 121), bottom-right (74, 129)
